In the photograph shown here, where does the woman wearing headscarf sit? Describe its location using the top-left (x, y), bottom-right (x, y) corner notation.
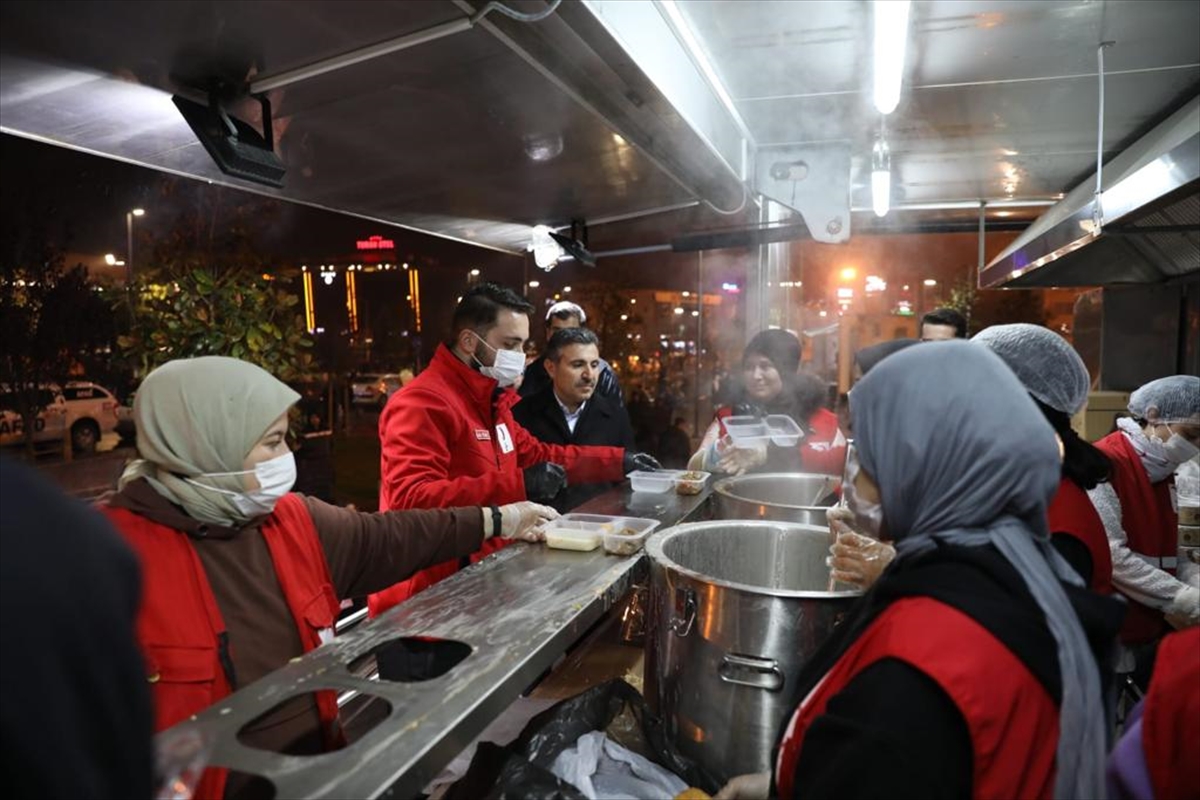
top-left (716, 341), bottom-right (1123, 800)
top-left (828, 325), bottom-right (1117, 593)
top-left (1089, 375), bottom-right (1200, 646)
top-left (688, 330), bottom-right (844, 476)
top-left (101, 357), bottom-right (556, 800)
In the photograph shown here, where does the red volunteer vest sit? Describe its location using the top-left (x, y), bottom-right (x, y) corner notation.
top-left (1093, 432), bottom-right (1177, 643)
top-left (1142, 627), bottom-right (1200, 800)
top-left (103, 494), bottom-right (342, 800)
top-left (1048, 476), bottom-right (1114, 594)
top-left (775, 597), bottom-right (1059, 800)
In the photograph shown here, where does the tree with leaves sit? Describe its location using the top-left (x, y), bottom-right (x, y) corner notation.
top-left (113, 183), bottom-right (314, 383)
top-left (0, 207), bottom-right (115, 453)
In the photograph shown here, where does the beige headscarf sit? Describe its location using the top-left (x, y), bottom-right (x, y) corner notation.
top-left (119, 357), bottom-right (299, 527)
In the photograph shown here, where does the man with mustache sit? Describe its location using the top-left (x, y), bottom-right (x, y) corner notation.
top-left (513, 327), bottom-right (636, 512)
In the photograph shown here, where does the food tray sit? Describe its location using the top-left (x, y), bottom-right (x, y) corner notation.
top-left (724, 414), bottom-right (803, 448)
top-left (764, 414), bottom-right (804, 447)
top-left (628, 469), bottom-right (677, 493)
top-left (722, 415), bottom-right (770, 446)
top-left (673, 470), bottom-right (710, 495)
top-left (542, 513), bottom-right (659, 555)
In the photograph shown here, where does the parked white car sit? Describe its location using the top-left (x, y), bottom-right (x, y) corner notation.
top-left (350, 373), bottom-right (402, 407)
top-left (0, 381), bottom-right (120, 453)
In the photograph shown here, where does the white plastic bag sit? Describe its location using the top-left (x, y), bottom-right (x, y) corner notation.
top-left (550, 730), bottom-right (688, 800)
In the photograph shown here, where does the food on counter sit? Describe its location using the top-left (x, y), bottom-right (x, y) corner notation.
top-left (675, 789), bottom-right (712, 800)
top-left (675, 471), bottom-right (706, 495)
top-left (604, 527), bottom-right (644, 556)
top-left (546, 531), bottom-right (601, 551)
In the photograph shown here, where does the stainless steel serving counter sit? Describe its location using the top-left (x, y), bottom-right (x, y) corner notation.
top-left (156, 483), bottom-right (712, 799)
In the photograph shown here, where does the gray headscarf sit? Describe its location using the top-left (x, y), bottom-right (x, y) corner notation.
top-left (850, 340), bottom-right (1106, 800)
top-left (119, 357), bottom-right (299, 527)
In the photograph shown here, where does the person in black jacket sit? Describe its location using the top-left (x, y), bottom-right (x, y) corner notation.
top-left (0, 457), bottom-right (154, 799)
top-left (513, 327), bottom-right (635, 511)
top-left (519, 301), bottom-right (624, 407)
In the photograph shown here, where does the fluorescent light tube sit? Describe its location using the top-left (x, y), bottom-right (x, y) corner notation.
top-left (873, 1), bottom-right (911, 115)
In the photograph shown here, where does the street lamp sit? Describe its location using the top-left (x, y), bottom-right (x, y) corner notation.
top-left (126, 208), bottom-right (145, 284)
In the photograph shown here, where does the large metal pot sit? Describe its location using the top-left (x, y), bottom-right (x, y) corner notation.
top-left (712, 472), bottom-right (840, 525)
top-left (644, 521), bottom-right (859, 782)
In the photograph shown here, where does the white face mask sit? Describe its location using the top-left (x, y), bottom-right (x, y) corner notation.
top-left (1119, 418), bottom-right (1199, 483)
top-left (185, 451), bottom-right (297, 517)
top-left (470, 332), bottom-right (525, 387)
top-left (843, 445), bottom-right (884, 536)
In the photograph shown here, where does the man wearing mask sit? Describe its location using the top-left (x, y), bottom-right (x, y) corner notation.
top-left (513, 327), bottom-right (636, 512)
top-left (519, 300), bottom-right (624, 406)
top-left (1089, 375), bottom-right (1200, 650)
top-left (374, 283), bottom-right (660, 614)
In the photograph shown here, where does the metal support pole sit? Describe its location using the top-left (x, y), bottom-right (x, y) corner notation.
top-left (126, 212), bottom-right (133, 285)
top-left (694, 251), bottom-right (703, 439)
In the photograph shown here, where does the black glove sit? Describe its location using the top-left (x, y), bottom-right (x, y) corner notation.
top-left (623, 451), bottom-right (662, 473)
top-left (524, 462), bottom-right (567, 501)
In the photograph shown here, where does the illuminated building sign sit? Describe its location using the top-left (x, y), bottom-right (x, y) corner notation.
top-left (356, 235), bottom-right (395, 251)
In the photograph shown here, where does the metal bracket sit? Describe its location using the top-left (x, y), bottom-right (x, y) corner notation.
top-left (670, 586), bottom-right (696, 637)
top-left (755, 143), bottom-right (852, 244)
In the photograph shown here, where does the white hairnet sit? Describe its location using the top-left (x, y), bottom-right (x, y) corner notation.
top-left (1128, 375), bottom-right (1200, 424)
top-left (971, 324), bottom-right (1090, 415)
top-left (545, 300), bottom-right (585, 323)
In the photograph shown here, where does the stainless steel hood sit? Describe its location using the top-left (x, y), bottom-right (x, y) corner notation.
top-left (981, 95), bottom-right (1200, 288)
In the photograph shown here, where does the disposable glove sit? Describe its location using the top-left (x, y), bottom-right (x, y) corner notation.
top-left (623, 451), bottom-right (662, 473)
top-left (497, 502), bottom-right (559, 542)
top-left (827, 506), bottom-right (895, 590)
top-left (523, 462), bottom-right (567, 501)
top-left (714, 435), bottom-right (767, 476)
top-left (1165, 584), bottom-right (1199, 629)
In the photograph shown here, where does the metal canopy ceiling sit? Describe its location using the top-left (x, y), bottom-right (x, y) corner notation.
top-left (1, 0), bottom-right (1198, 259)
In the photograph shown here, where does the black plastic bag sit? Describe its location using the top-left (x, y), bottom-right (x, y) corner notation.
top-left (443, 680), bottom-right (719, 800)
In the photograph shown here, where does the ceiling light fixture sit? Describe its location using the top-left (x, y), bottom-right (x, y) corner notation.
top-left (871, 136), bottom-right (892, 218)
top-left (872, 0), bottom-right (911, 115)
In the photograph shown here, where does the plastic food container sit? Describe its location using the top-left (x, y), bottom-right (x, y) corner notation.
top-left (724, 415), bottom-right (803, 448)
top-left (674, 470), bottom-right (710, 495)
top-left (723, 416), bottom-right (770, 447)
top-left (544, 528), bottom-right (602, 551)
top-left (543, 513), bottom-right (660, 555)
top-left (765, 415), bottom-right (804, 447)
top-left (629, 470), bottom-right (677, 493)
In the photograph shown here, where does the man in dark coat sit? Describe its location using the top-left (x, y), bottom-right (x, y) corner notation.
top-left (514, 327), bottom-right (636, 512)
top-left (519, 301), bottom-right (624, 406)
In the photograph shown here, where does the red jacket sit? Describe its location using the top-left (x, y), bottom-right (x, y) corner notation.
top-left (371, 344), bottom-right (626, 614)
top-left (716, 406), bottom-right (846, 475)
top-left (775, 597), bottom-right (1058, 800)
top-left (1048, 476), bottom-right (1114, 594)
top-left (102, 494), bottom-right (342, 800)
top-left (1094, 431), bottom-right (1177, 643)
top-left (1142, 628), bottom-right (1200, 800)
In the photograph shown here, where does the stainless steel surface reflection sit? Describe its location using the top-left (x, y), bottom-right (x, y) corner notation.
top-left (712, 472), bottom-right (840, 525)
top-left (644, 521), bottom-right (860, 782)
